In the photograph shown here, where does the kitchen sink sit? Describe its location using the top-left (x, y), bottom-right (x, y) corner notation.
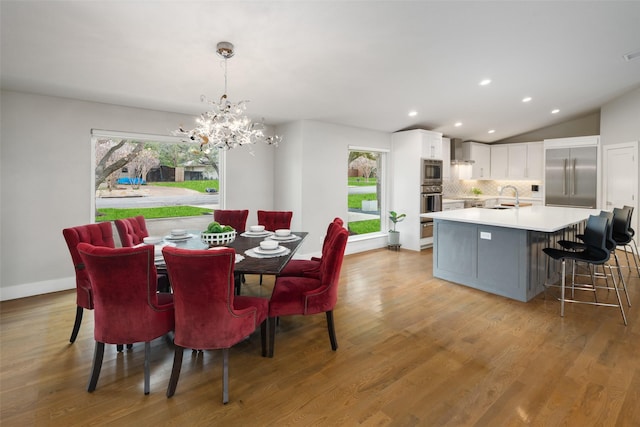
top-left (489, 206), bottom-right (512, 210)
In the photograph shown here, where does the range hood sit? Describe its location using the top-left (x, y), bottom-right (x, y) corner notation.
top-left (450, 138), bottom-right (475, 165)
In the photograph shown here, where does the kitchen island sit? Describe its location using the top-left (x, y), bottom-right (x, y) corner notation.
top-left (421, 206), bottom-right (599, 302)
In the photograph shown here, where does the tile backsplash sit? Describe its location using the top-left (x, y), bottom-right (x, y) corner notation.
top-left (443, 179), bottom-right (542, 199)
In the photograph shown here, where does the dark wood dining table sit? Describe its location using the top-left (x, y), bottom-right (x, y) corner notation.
top-left (156, 231), bottom-right (308, 294)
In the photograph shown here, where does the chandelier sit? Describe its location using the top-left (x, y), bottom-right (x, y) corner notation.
top-left (175, 41), bottom-right (281, 150)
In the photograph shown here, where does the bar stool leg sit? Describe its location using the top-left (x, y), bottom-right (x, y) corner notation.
top-left (561, 259), bottom-right (566, 317)
top-left (613, 252), bottom-right (631, 307)
top-left (607, 264), bottom-right (628, 326)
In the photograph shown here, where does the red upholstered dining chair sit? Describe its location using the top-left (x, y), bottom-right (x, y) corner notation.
top-left (114, 215), bottom-right (149, 246)
top-left (115, 215), bottom-right (170, 292)
top-left (279, 217), bottom-right (344, 279)
top-left (77, 243), bottom-right (175, 394)
top-left (257, 210), bottom-right (293, 232)
top-left (62, 222), bottom-right (115, 343)
top-left (214, 209), bottom-right (249, 233)
top-left (162, 246), bottom-right (268, 404)
top-left (268, 226), bottom-right (349, 357)
top-left (255, 210), bottom-right (294, 285)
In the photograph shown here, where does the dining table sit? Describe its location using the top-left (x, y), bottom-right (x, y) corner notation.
top-left (154, 230), bottom-right (308, 294)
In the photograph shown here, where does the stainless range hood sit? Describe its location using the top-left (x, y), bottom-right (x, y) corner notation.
top-left (450, 138), bottom-right (475, 165)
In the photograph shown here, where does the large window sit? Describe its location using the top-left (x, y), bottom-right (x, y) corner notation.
top-left (92, 129), bottom-right (222, 222)
top-left (347, 148), bottom-right (385, 235)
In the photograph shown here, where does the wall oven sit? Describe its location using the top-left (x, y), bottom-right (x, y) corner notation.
top-left (421, 183), bottom-right (443, 239)
top-left (422, 159), bottom-right (443, 185)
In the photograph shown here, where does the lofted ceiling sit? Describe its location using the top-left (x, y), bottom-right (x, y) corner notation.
top-left (2, 1), bottom-right (639, 143)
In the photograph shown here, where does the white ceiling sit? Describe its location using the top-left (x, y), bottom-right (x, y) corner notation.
top-left (2, 1), bottom-right (639, 142)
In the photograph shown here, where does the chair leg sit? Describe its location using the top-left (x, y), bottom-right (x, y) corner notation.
top-left (87, 341), bottom-right (105, 392)
top-left (117, 344), bottom-right (123, 352)
top-left (326, 310), bottom-right (338, 351)
top-left (608, 264), bottom-right (628, 326)
top-left (166, 346), bottom-right (184, 398)
top-left (631, 240), bottom-right (640, 277)
top-left (70, 306), bottom-right (83, 343)
top-left (268, 316), bottom-right (277, 358)
top-left (260, 319), bottom-right (268, 357)
top-left (560, 260), bottom-right (566, 317)
top-left (222, 348), bottom-right (230, 404)
top-left (614, 252), bottom-right (631, 307)
top-left (144, 341), bottom-right (151, 395)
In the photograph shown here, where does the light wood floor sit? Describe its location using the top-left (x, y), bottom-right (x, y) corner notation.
top-left (1, 248), bottom-right (639, 426)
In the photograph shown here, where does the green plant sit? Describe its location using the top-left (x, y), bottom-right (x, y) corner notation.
top-left (389, 211), bottom-right (406, 232)
top-left (471, 187), bottom-right (482, 195)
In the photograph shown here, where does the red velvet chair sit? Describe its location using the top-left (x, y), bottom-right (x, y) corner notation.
top-left (278, 217), bottom-right (344, 279)
top-left (214, 209), bottom-right (249, 233)
top-left (62, 222), bottom-right (115, 343)
top-left (257, 210), bottom-right (293, 232)
top-left (268, 226), bottom-right (349, 357)
top-left (162, 246), bottom-right (268, 404)
top-left (114, 215), bottom-right (149, 246)
top-left (256, 210), bottom-right (294, 285)
top-left (115, 216), bottom-right (170, 292)
top-left (77, 243), bottom-right (175, 394)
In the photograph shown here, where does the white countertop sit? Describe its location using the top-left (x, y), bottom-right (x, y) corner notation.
top-left (422, 206), bottom-right (600, 232)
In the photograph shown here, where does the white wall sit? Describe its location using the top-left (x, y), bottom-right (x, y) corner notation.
top-left (600, 86), bottom-right (640, 147)
top-left (0, 90), bottom-right (275, 300)
top-left (276, 120), bottom-right (391, 256)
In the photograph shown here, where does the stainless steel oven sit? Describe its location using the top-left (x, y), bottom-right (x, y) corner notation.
top-left (422, 159), bottom-right (443, 185)
top-left (421, 184), bottom-right (442, 239)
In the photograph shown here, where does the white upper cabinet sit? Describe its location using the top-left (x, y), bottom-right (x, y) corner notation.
top-left (507, 144), bottom-right (527, 179)
top-left (489, 142), bottom-right (543, 180)
top-left (524, 142), bottom-right (543, 180)
top-left (490, 145), bottom-right (509, 179)
top-left (421, 131), bottom-right (443, 159)
top-left (462, 142), bottom-right (491, 179)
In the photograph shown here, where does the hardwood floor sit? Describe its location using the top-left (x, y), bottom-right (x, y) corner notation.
top-left (1, 248), bottom-right (639, 426)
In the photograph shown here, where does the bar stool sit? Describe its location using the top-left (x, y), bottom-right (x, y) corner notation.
top-left (543, 214), bottom-right (627, 325)
top-left (557, 211), bottom-right (631, 307)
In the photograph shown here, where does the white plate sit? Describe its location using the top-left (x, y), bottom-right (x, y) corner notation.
top-left (252, 246), bottom-right (288, 255)
top-left (164, 234), bottom-right (192, 242)
top-left (242, 231), bottom-right (272, 237)
top-left (268, 234), bottom-right (298, 241)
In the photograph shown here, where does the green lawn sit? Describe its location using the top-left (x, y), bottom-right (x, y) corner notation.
top-left (348, 177), bottom-right (377, 187)
top-left (150, 180), bottom-right (219, 193)
top-left (348, 219), bottom-right (380, 234)
top-left (96, 206), bottom-right (213, 222)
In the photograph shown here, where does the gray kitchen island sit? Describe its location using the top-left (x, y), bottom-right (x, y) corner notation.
top-left (421, 206), bottom-right (600, 302)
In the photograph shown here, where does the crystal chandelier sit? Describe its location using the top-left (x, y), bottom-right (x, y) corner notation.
top-left (175, 41), bottom-right (281, 150)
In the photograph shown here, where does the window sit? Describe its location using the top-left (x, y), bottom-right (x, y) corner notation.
top-left (347, 148), bottom-right (386, 235)
top-left (91, 129), bottom-right (222, 222)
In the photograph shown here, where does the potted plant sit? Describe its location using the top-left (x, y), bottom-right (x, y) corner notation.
top-left (388, 211), bottom-right (406, 246)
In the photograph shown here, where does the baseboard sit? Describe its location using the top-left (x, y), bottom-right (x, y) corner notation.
top-left (0, 277), bottom-right (74, 301)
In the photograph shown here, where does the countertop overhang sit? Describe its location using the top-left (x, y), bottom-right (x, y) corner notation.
top-left (422, 206), bottom-right (601, 233)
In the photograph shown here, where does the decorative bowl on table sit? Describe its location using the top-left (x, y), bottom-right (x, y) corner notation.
top-left (201, 230), bottom-right (236, 246)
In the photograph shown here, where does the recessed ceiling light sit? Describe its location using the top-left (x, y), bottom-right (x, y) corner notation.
top-left (551, 109), bottom-right (560, 114)
top-left (479, 79), bottom-right (491, 86)
top-left (408, 111), bottom-right (417, 117)
top-left (522, 97), bottom-right (532, 103)
top-left (454, 122), bottom-right (463, 127)
top-left (488, 129), bottom-right (495, 134)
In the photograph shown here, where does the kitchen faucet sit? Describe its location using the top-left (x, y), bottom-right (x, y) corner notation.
top-left (500, 185), bottom-right (519, 208)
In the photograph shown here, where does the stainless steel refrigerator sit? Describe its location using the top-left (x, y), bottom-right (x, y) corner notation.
top-left (544, 146), bottom-right (597, 208)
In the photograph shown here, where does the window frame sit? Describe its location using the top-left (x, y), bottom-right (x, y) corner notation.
top-left (347, 145), bottom-right (389, 240)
